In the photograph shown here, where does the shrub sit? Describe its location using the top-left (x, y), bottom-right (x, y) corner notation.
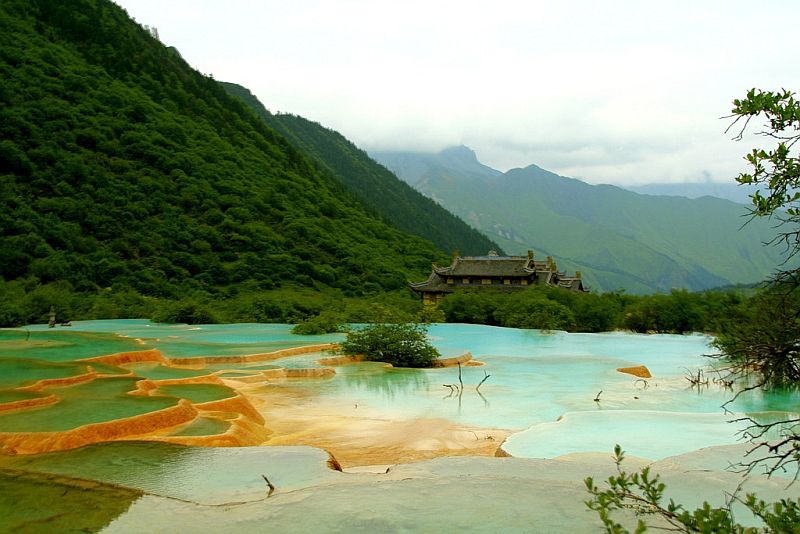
top-left (151, 298), bottom-right (217, 324)
top-left (339, 323), bottom-right (440, 368)
top-left (494, 292), bottom-right (575, 331)
top-left (438, 291), bottom-right (501, 324)
top-left (585, 446), bottom-right (800, 533)
top-left (291, 312), bottom-right (343, 335)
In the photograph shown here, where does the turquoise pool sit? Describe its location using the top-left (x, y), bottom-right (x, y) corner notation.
top-left (3, 321), bottom-right (797, 460)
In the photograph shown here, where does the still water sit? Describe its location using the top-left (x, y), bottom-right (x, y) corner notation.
top-left (2, 320), bottom-right (797, 459)
top-left (2, 320), bottom-right (798, 532)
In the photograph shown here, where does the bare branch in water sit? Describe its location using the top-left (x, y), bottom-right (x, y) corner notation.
top-left (476, 370), bottom-right (491, 391)
top-left (261, 474), bottom-right (276, 497)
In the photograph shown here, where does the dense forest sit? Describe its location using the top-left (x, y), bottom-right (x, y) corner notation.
top-left (0, 0), bottom-right (456, 325)
top-left (221, 83), bottom-right (499, 257)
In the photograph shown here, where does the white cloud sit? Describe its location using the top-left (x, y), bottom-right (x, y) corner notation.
top-left (116, 0), bottom-right (800, 185)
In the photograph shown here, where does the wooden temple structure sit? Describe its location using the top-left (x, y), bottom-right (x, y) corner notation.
top-left (409, 250), bottom-right (586, 305)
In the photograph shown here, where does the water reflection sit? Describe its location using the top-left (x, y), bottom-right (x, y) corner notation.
top-left (340, 364), bottom-right (430, 400)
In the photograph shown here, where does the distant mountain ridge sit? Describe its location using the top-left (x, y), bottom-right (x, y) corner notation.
top-left (371, 147), bottom-right (784, 293)
top-left (625, 182), bottom-right (757, 204)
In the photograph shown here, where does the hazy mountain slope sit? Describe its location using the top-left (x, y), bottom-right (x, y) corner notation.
top-left (0, 0), bottom-right (444, 300)
top-left (371, 146), bottom-right (502, 189)
top-left (626, 182), bottom-right (757, 204)
top-left (372, 149), bottom-right (783, 293)
top-left (220, 83), bottom-right (499, 256)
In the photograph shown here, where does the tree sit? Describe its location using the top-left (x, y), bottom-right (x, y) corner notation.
top-left (718, 88), bottom-right (800, 478)
top-left (339, 323), bottom-right (440, 368)
top-left (291, 311), bottom-right (343, 335)
top-left (728, 88), bottom-right (800, 272)
top-left (712, 288), bottom-right (800, 389)
top-left (493, 291), bottom-right (576, 331)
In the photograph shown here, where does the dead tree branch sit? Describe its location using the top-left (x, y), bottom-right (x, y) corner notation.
top-left (476, 370), bottom-right (491, 391)
top-left (261, 474), bottom-right (276, 498)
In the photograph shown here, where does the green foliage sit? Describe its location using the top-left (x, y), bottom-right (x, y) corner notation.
top-left (338, 294), bottom-right (419, 324)
top-left (571, 291), bottom-right (625, 333)
top-left (439, 291), bottom-right (504, 326)
top-left (416, 305), bottom-right (446, 324)
top-left (436, 286), bottom-right (741, 334)
top-left (731, 89), bottom-right (800, 222)
top-left (291, 311), bottom-right (343, 335)
top-left (339, 323), bottom-right (440, 368)
top-left (151, 298), bottom-right (218, 325)
top-left (585, 446), bottom-right (800, 533)
top-left (0, 0), bottom-right (445, 325)
top-left (494, 291), bottom-right (576, 331)
top-left (622, 290), bottom-right (704, 334)
top-left (85, 289), bottom-right (158, 320)
top-left (711, 285), bottom-right (800, 389)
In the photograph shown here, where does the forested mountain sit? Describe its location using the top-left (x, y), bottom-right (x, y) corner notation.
top-left (220, 83), bottom-right (499, 256)
top-left (372, 147), bottom-right (784, 293)
top-left (0, 0), bottom-right (447, 322)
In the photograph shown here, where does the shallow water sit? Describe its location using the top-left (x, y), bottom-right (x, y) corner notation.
top-left (20, 320), bottom-right (343, 359)
top-left (270, 324), bottom-right (797, 460)
top-left (502, 410), bottom-right (756, 459)
top-left (2, 321), bottom-right (797, 456)
top-left (0, 442), bottom-right (339, 504)
top-left (171, 417), bottom-right (231, 437)
top-left (0, 376), bottom-right (178, 432)
top-left (154, 383), bottom-right (235, 404)
top-left (2, 320), bottom-right (799, 532)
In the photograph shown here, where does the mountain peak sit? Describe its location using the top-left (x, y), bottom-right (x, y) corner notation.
top-left (439, 145), bottom-right (478, 163)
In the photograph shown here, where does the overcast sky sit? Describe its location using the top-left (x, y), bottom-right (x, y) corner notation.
top-left (116, 0), bottom-right (799, 185)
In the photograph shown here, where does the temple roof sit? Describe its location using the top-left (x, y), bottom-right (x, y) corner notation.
top-left (557, 277), bottom-right (585, 291)
top-left (433, 256), bottom-right (534, 277)
top-left (408, 272), bottom-right (451, 293)
top-left (410, 250), bottom-right (588, 294)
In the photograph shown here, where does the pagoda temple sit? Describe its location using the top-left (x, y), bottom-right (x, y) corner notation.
top-left (409, 250), bottom-right (586, 305)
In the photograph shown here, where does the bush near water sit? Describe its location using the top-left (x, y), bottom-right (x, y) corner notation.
top-left (339, 323), bottom-right (440, 368)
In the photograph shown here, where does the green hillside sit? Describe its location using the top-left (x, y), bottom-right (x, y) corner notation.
top-left (220, 83), bottom-right (500, 256)
top-left (0, 0), bottom-right (446, 323)
top-left (372, 148), bottom-right (784, 293)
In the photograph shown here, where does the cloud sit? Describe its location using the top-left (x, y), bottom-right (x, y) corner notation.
top-left (117, 0), bottom-right (800, 185)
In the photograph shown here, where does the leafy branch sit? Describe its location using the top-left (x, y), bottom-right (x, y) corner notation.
top-left (585, 446), bottom-right (800, 533)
